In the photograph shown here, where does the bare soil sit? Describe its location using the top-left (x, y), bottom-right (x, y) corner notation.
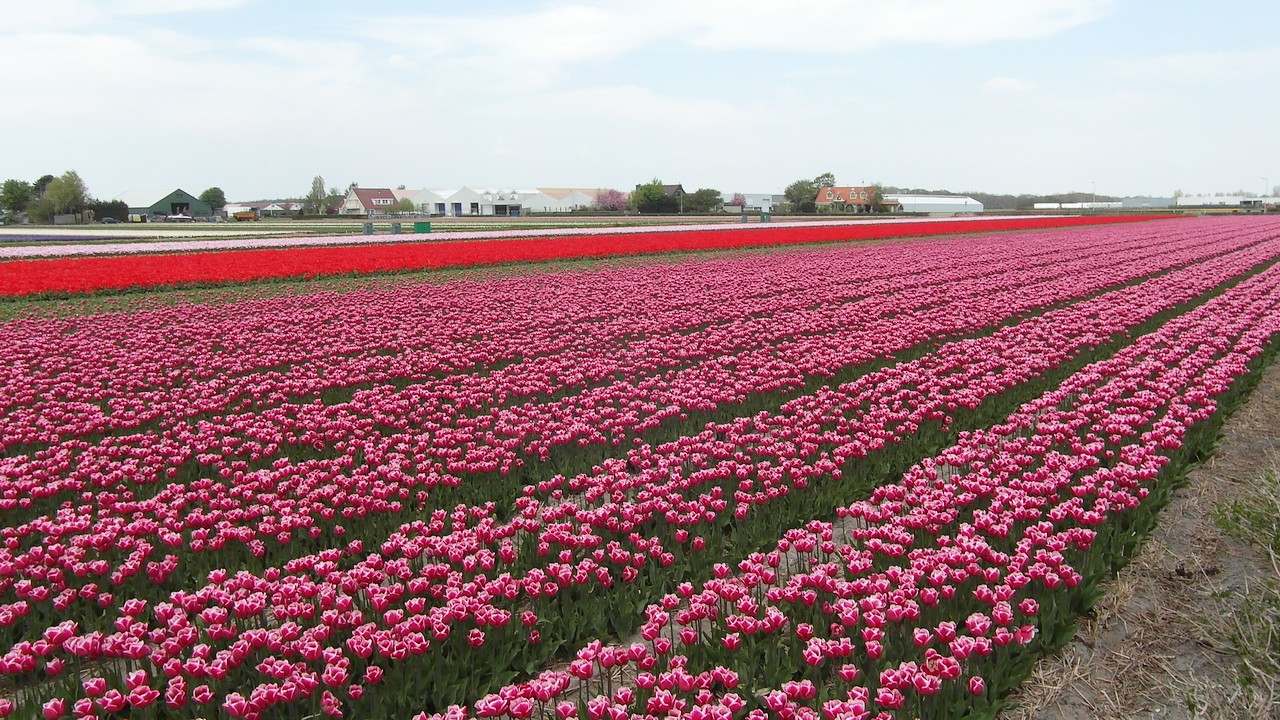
top-left (1002, 361), bottom-right (1280, 719)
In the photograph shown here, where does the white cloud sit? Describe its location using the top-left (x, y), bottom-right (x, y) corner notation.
top-left (492, 136), bottom-right (515, 157)
top-left (1111, 47), bottom-right (1280, 83)
top-left (982, 76), bottom-right (1037, 93)
top-left (0, 1), bottom-right (104, 31)
top-left (114, 0), bottom-right (252, 15)
top-left (354, 0), bottom-right (1112, 90)
top-left (683, 0), bottom-right (1113, 52)
top-left (386, 54), bottom-right (420, 72)
top-left (522, 85), bottom-right (752, 132)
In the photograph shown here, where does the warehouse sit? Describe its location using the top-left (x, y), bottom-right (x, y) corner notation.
top-left (885, 194), bottom-right (983, 215)
top-left (115, 189), bottom-right (212, 221)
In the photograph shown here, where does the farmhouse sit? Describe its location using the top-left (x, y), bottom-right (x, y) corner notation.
top-left (813, 186), bottom-right (897, 213)
top-left (341, 188), bottom-right (399, 215)
top-left (115, 189), bottom-right (212, 221)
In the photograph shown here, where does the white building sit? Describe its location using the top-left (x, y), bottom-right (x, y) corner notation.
top-left (886, 194), bottom-right (983, 214)
top-left (338, 185), bottom-right (621, 217)
top-left (1175, 195), bottom-right (1280, 207)
top-left (737, 193), bottom-right (785, 212)
top-left (1033, 201), bottom-right (1123, 210)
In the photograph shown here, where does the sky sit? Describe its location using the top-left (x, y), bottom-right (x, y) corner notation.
top-left (3, 0), bottom-right (1278, 202)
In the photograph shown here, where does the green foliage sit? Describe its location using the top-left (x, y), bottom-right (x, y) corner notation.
top-left (306, 175), bottom-right (328, 213)
top-left (32, 174), bottom-right (55, 197)
top-left (867, 184), bottom-right (885, 210)
top-left (25, 196), bottom-right (54, 223)
top-left (44, 170), bottom-right (88, 215)
top-left (813, 171), bottom-right (836, 188)
top-left (0, 179), bottom-right (33, 213)
top-left (88, 199), bottom-right (128, 222)
top-left (785, 178), bottom-right (819, 212)
top-left (198, 186), bottom-right (227, 210)
top-left (631, 178), bottom-right (668, 213)
top-left (1214, 471), bottom-right (1280, 556)
top-left (682, 187), bottom-right (723, 213)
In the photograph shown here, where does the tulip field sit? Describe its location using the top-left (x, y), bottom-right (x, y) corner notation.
top-left (0, 215), bottom-right (1154, 297)
top-left (1, 215), bottom-right (1279, 719)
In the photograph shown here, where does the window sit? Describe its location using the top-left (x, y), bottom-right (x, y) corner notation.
top-left (825, 190), bottom-right (833, 200)
top-left (373, 198), bottom-right (392, 206)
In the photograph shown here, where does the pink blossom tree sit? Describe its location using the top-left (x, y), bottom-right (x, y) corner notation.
top-left (594, 188), bottom-right (628, 211)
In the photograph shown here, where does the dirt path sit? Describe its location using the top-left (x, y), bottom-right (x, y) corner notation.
top-left (1002, 361), bottom-right (1280, 719)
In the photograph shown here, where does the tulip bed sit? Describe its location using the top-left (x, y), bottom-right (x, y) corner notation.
top-left (0, 217), bottom-right (1278, 719)
top-left (0, 215), bottom-right (1160, 297)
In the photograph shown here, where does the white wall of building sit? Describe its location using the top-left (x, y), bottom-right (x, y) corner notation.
top-left (1177, 195), bottom-right (1244, 206)
top-left (886, 194), bottom-right (984, 214)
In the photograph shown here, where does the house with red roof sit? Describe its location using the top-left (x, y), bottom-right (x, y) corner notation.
top-left (814, 186), bottom-right (898, 213)
top-left (341, 187), bottom-right (399, 215)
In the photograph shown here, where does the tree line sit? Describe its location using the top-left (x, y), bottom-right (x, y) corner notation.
top-left (1, 171), bottom-right (228, 223)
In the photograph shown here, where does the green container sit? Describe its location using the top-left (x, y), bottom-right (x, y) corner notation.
top-left (739, 214), bottom-right (749, 223)
top-left (760, 212), bottom-right (771, 222)
top-left (391, 222), bottom-right (402, 235)
top-left (413, 221), bottom-right (432, 233)
top-left (362, 222), bottom-right (373, 235)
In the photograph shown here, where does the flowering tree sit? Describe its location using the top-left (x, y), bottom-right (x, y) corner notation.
top-left (595, 188), bottom-right (627, 211)
top-left (730, 193), bottom-right (746, 208)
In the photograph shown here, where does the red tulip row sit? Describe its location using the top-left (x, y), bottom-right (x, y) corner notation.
top-left (0, 215), bottom-right (1161, 297)
top-left (2, 220), bottom-right (1276, 718)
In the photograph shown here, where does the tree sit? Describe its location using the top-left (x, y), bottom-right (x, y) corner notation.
top-left (32, 174), bottom-right (56, 198)
top-left (89, 199), bottom-right (128, 222)
top-left (26, 197), bottom-right (55, 223)
top-left (199, 187), bottom-right (227, 211)
top-left (813, 172), bottom-right (836, 188)
top-left (631, 179), bottom-right (667, 213)
top-left (306, 176), bottom-right (327, 213)
top-left (785, 178), bottom-right (819, 213)
top-left (0, 179), bottom-right (33, 214)
top-left (394, 197), bottom-right (415, 213)
top-left (729, 193), bottom-right (747, 208)
top-left (594, 188), bottom-right (627, 211)
top-left (44, 170), bottom-right (88, 215)
top-left (682, 188), bottom-right (723, 213)
top-left (867, 184), bottom-right (885, 213)
top-left (325, 186), bottom-right (344, 214)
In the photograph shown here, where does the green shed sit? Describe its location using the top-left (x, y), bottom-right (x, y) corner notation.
top-left (115, 189), bottom-right (213, 220)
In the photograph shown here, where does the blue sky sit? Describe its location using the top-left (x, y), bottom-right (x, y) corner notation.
top-left (3, 0), bottom-right (1277, 201)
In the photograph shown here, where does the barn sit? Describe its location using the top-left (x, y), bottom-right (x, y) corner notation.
top-left (116, 189), bottom-right (212, 221)
top-left (885, 194), bottom-right (983, 215)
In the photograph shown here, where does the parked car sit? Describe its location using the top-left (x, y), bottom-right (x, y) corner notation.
top-left (167, 214), bottom-right (193, 222)
top-left (101, 217), bottom-right (121, 224)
